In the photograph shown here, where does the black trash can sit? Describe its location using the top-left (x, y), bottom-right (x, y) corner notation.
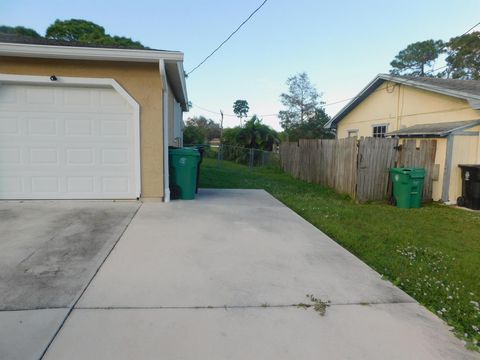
top-left (192, 145), bottom-right (208, 193)
top-left (457, 165), bottom-right (480, 210)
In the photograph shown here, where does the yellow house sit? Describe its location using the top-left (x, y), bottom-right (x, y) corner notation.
top-left (0, 36), bottom-right (188, 201)
top-left (326, 74), bottom-right (480, 204)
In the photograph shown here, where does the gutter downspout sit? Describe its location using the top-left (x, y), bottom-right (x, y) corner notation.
top-left (441, 133), bottom-right (454, 203)
top-left (396, 84), bottom-right (401, 131)
top-left (159, 59), bottom-right (170, 202)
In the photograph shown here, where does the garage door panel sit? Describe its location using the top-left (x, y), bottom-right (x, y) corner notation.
top-left (26, 86), bottom-right (55, 104)
top-left (27, 118), bottom-right (58, 135)
top-left (63, 87), bottom-right (92, 106)
top-left (67, 176), bottom-right (95, 193)
top-left (0, 117), bottom-right (19, 134)
top-left (0, 148), bottom-right (21, 164)
top-left (102, 177), bottom-right (130, 193)
top-left (31, 176), bottom-right (59, 193)
top-left (29, 148), bottom-right (58, 164)
top-left (0, 84), bottom-right (138, 199)
top-left (65, 118), bottom-right (93, 136)
top-left (0, 176), bottom-right (22, 193)
top-left (0, 86), bottom-right (17, 104)
top-left (101, 148), bottom-right (129, 165)
top-left (66, 149), bottom-right (94, 165)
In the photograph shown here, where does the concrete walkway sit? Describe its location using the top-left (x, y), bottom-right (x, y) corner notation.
top-left (0, 200), bottom-right (140, 360)
top-left (41, 189), bottom-right (478, 359)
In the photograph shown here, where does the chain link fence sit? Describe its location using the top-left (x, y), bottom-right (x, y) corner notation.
top-left (185, 144), bottom-right (279, 169)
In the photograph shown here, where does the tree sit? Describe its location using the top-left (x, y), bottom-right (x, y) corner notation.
top-left (389, 40), bottom-right (445, 76)
top-left (445, 32), bottom-right (480, 80)
top-left (183, 116), bottom-right (221, 144)
top-left (282, 108), bottom-right (334, 142)
top-left (0, 25), bottom-right (41, 38)
top-left (222, 116), bottom-right (278, 150)
top-left (233, 100), bottom-right (249, 126)
top-left (46, 19), bottom-right (145, 49)
top-left (278, 72), bottom-right (320, 132)
top-left (278, 72), bottom-right (333, 140)
top-left (235, 115), bottom-right (279, 151)
top-left (183, 125), bottom-right (205, 145)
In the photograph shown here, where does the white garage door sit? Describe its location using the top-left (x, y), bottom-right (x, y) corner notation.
top-left (0, 83), bottom-right (139, 199)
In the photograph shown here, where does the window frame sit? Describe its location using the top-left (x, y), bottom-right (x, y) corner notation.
top-left (372, 124), bottom-right (388, 138)
top-left (347, 129), bottom-right (359, 138)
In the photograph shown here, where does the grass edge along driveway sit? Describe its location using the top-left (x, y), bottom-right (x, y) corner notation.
top-left (199, 158), bottom-right (480, 350)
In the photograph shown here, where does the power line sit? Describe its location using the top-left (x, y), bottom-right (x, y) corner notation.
top-left (461, 21), bottom-right (480, 35)
top-left (425, 20), bottom-right (480, 75)
top-left (186, 0), bottom-right (269, 76)
top-left (190, 20), bottom-right (480, 119)
top-left (191, 95), bottom-right (378, 119)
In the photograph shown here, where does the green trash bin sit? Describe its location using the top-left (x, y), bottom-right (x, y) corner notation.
top-left (169, 147), bottom-right (200, 200)
top-left (390, 168), bottom-right (426, 208)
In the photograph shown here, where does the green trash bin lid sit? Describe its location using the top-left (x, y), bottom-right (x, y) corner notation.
top-left (409, 168), bottom-right (425, 178)
top-left (169, 147), bottom-right (200, 157)
top-left (390, 168), bottom-right (410, 175)
top-left (390, 167), bottom-right (425, 178)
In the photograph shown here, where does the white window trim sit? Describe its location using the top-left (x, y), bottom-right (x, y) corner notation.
top-left (372, 123), bottom-right (389, 137)
top-left (0, 73), bottom-right (141, 199)
top-left (347, 129), bottom-right (359, 137)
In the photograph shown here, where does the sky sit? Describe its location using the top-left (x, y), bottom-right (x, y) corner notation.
top-left (1, 0), bottom-right (479, 130)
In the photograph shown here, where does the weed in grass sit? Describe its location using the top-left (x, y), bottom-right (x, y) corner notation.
top-left (393, 245), bottom-right (480, 349)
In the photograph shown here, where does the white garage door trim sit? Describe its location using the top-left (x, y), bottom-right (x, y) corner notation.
top-left (0, 74), bottom-right (141, 199)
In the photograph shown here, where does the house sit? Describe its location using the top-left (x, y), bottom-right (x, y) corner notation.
top-left (326, 74), bottom-right (480, 204)
top-left (0, 36), bottom-right (188, 201)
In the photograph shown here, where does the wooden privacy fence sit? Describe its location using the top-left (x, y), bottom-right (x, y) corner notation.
top-left (279, 138), bottom-right (437, 202)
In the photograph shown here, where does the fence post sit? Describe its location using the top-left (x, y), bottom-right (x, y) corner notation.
top-left (249, 148), bottom-right (254, 169)
top-left (217, 144), bottom-right (223, 168)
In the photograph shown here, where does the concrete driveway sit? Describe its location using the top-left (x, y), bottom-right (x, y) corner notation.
top-left (38, 189), bottom-right (477, 360)
top-left (0, 200), bottom-right (140, 360)
top-left (1, 190), bottom-right (478, 359)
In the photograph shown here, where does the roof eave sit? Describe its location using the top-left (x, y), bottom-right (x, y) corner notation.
top-left (177, 61), bottom-right (189, 111)
top-left (387, 119), bottom-right (480, 137)
top-left (379, 74), bottom-right (480, 102)
top-left (325, 75), bottom-right (386, 128)
top-left (327, 73), bottom-right (480, 129)
top-left (387, 133), bottom-right (447, 138)
top-left (0, 42), bottom-right (184, 63)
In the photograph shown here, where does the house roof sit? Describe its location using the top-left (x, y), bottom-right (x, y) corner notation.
top-left (387, 119), bottom-right (480, 137)
top-left (0, 35), bottom-right (188, 110)
top-left (326, 74), bottom-right (480, 128)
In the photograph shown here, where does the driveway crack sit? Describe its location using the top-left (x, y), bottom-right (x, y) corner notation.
top-left (38, 202), bottom-right (142, 359)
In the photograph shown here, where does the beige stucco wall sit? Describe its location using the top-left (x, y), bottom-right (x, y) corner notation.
top-left (0, 56), bottom-right (165, 198)
top-left (337, 81), bottom-right (480, 203)
top-left (337, 82), bottom-right (480, 138)
top-left (449, 129), bottom-right (480, 202)
top-left (432, 138), bottom-right (447, 201)
top-left (399, 134), bottom-right (480, 203)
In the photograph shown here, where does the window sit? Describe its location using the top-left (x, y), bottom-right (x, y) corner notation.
top-left (373, 125), bottom-right (387, 138)
top-left (347, 130), bottom-right (358, 138)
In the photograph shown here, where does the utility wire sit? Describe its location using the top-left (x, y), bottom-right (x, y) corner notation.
top-left (191, 20), bottom-right (480, 118)
top-left (187, 0), bottom-right (269, 76)
top-left (425, 21), bottom-right (480, 75)
top-left (461, 21), bottom-right (480, 35)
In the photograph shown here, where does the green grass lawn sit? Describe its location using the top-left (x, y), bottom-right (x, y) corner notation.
top-left (200, 158), bottom-right (480, 349)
